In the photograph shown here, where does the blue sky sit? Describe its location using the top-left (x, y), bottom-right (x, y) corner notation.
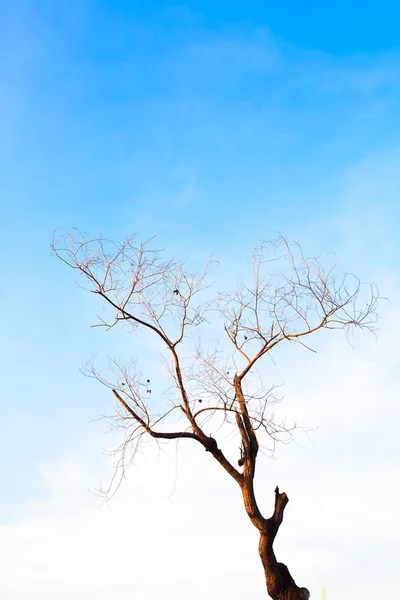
top-left (1, 1), bottom-right (400, 598)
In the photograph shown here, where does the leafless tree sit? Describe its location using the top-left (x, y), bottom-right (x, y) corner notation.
top-left (52, 230), bottom-right (379, 600)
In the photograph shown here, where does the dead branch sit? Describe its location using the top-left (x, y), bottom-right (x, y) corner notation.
top-left (52, 231), bottom-right (379, 499)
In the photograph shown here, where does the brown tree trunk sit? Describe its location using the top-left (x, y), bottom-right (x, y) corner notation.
top-left (234, 377), bottom-right (309, 599)
top-left (258, 487), bottom-right (310, 600)
top-left (234, 376), bottom-right (309, 599)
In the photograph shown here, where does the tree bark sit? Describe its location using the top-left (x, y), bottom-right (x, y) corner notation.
top-left (233, 376), bottom-right (309, 599)
top-left (258, 487), bottom-right (310, 600)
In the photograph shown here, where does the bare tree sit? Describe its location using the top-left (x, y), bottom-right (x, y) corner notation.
top-left (52, 230), bottom-right (379, 600)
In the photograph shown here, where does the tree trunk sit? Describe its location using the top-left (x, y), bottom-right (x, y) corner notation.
top-left (258, 487), bottom-right (310, 600)
top-left (234, 377), bottom-right (309, 599)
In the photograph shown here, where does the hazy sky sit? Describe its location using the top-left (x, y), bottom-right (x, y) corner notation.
top-left (1, 1), bottom-right (399, 599)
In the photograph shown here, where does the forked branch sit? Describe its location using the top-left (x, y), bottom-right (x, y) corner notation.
top-left (53, 231), bottom-right (379, 502)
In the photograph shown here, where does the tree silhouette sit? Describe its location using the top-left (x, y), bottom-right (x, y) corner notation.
top-left (53, 231), bottom-right (378, 600)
